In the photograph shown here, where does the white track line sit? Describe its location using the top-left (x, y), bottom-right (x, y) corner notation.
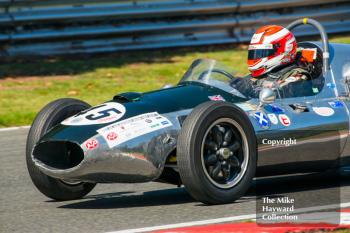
top-left (106, 202), bottom-right (350, 233)
top-left (0, 126), bottom-right (30, 132)
top-left (106, 213), bottom-right (256, 233)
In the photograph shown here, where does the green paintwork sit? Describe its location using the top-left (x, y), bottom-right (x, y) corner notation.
top-left (40, 82), bottom-right (248, 144)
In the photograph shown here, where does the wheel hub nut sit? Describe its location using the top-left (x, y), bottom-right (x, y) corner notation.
top-left (219, 148), bottom-right (231, 159)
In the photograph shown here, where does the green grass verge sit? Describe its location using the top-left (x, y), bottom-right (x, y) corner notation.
top-left (0, 34), bottom-right (349, 127)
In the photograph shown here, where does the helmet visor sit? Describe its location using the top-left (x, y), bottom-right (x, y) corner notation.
top-left (248, 49), bottom-right (276, 60)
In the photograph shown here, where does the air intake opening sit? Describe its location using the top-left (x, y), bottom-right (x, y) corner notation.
top-left (32, 141), bottom-right (84, 169)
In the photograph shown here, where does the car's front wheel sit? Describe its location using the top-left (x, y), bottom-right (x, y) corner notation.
top-left (177, 101), bottom-right (257, 204)
top-left (26, 98), bottom-right (96, 201)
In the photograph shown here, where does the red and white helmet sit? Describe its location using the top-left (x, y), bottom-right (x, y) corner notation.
top-left (247, 25), bottom-right (297, 77)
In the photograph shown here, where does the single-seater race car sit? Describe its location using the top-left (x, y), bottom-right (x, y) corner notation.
top-left (27, 18), bottom-right (350, 204)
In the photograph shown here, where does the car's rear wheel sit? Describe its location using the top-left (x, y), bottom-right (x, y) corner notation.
top-left (26, 98), bottom-right (96, 201)
top-left (177, 101), bottom-right (257, 204)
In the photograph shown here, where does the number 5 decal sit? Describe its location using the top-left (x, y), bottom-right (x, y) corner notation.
top-left (62, 102), bottom-right (126, 126)
top-left (86, 108), bottom-right (122, 120)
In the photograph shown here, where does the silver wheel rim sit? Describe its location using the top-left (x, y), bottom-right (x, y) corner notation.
top-left (200, 118), bottom-right (249, 189)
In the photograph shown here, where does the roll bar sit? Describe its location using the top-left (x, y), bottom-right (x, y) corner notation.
top-left (287, 18), bottom-right (330, 74)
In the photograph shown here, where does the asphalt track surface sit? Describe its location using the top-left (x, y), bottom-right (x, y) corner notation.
top-left (1, 128), bottom-right (350, 233)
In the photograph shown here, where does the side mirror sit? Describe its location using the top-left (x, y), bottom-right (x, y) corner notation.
top-left (259, 88), bottom-right (276, 106)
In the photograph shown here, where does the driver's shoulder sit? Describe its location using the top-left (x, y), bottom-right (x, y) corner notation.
top-left (271, 63), bottom-right (310, 79)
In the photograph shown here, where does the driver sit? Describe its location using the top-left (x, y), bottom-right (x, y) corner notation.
top-left (233, 25), bottom-right (312, 98)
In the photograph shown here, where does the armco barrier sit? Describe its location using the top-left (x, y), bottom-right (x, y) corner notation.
top-left (0, 0), bottom-right (349, 57)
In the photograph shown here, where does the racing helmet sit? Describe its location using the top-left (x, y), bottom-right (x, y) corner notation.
top-left (247, 25), bottom-right (297, 77)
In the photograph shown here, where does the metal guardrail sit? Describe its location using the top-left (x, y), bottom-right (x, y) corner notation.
top-left (0, 0), bottom-right (349, 57)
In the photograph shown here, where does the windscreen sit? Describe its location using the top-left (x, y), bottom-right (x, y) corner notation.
top-left (179, 59), bottom-right (251, 99)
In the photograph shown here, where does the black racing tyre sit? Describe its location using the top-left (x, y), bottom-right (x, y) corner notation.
top-left (26, 98), bottom-right (96, 201)
top-left (177, 101), bottom-right (257, 204)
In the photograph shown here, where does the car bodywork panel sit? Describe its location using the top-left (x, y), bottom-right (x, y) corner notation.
top-left (32, 42), bottom-right (350, 184)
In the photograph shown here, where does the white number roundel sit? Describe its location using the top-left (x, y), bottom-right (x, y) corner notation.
top-left (61, 102), bottom-right (126, 126)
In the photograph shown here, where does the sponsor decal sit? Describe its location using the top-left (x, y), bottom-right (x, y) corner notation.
top-left (236, 102), bottom-right (257, 111)
top-left (97, 112), bottom-right (172, 148)
top-left (313, 107), bottom-right (334, 117)
top-left (326, 83), bottom-right (336, 89)
top-left (106, 131), bottom-right (118, 141)
top-left (278, 114), bottom-right (291, 126)
top-left (266, 104), bottom-right (284, 113)
top-left (253, 111), bottom-right (270, 129)
top-left (62, 102), bottom-right (126, 126)
top-left (262, 138), bottom-right (296, 147)
top-left (312, 87), bottom-right (319, 93)
top-left (150, 123), bottom-right (160, 128)
top-left (328, 101), bottom-right (344, 108)
top-left (248, 44), bottom-right (273, 50)
top-left (267, 113), bottom-right (278, 125)
top-left (85, 139), bottom-right (98, 150)
top-left (208, 95), bottom-right (225, 101)
top-left (269, 104), bottom-right (284, 113)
